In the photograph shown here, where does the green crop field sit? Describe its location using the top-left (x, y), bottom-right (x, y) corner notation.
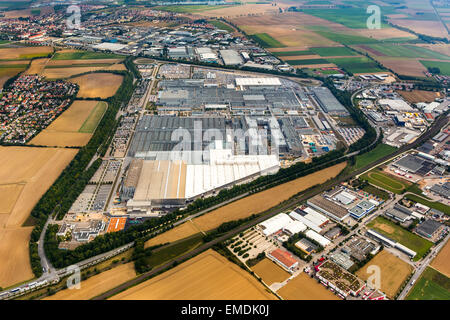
top-left (316, 31), bottom-right (379, 45)
top-left (407, 267), bottom-right (450, 300)
top-left (361, 170), bottom-right (410, 194)
top-left (365, 44), bottom-right (450, 60)
top-left (420, 60), bottom-right (450, 76)
top-left (209, 20), bottom-right (235, 33)
top-left (272, 50), bottom-right (313, 57)
top-left (287, 59), bottom-right (329, 66)
top-left (79, 102), bottom-right (108, 134)
top-left (367, 216), bottom-right (433, 261)
top-left (249, 33), bottom-right (286, 48)
top-left (404, 194), bottom-right (450, 215)
top-left (354, 144), bottom-right (397, 170)
top-left (362, 184), bottom-right (390, 201)
top-left (155, 5), bottom-right (231, 13)
top-left (326, 56), bottom-right (384, 74)
top-left (310, 46), bottom-right (358, 57)
top-left (53, 51), bottom-right (123, 60)
top-left (304, 8), bottom-right (390, 29)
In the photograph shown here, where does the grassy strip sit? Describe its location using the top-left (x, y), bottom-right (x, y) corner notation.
top-left (287, 58), bottom-right (329, 66)
top-left (249, 33), bottom-right (286, 48)
top-left (78, 101), bottom-right (108, 133)
top-left (367, 216), bottom-right (433, 261)
top-left (272, 50), bottom-right (313, 57)
top-left (404, 194), bottom-right (450, 215)
top-left (53, 51), bottom-right (124, 60)
top-left (353, 144), bottom-right (397, 170)
top-left (407, 267), bottom-right (450, 300)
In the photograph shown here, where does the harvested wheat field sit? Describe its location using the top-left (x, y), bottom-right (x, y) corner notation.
top-left (0, 227), bottom-right (34, 288)
top-left (25, 58), bottom-right (50, 75)
top-left (70, 73), bottom-right (123, 98)
top-left (42, 65), bottom-right (125, 79)
top-left (0, 146), bottom-right (78, 227)
top-left (29, 101), bottom-right (107, 147)
top-left (29, 131), bottom-right (93, 148)
top-left (111, 250), bottom-right (277, 300)
top-left (0, 66), bottom-right (26, 88)
top-left (356, 249), bottom-right (413, 299)
top-left (252, 258), bottom-right (291, 286)
top-left (0, 46), bottom-right (52, 60)
top-left (397, 90), bottom-right (442, 103)
top-left (44, 263), bottom-right (137, 300)
top-left (278, 272), bottom-right (339, 300)
top-left (389, 19), bottom-right (449, 39)
top-left (0, 146), bottom-right (77, 288)
top-left (146, 162), bottom-right (346, 247)
top-left (431, 240), bottom-right (450, 278)
top-left (415, 44), bottom-right (450, 57)
top-left (378, 57), bottom-right (427, 77)
top-left (46, 59), bottom-right (123, 66)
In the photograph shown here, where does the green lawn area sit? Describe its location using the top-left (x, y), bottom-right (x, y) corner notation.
top-left (79, 102), bottom-right (108, 133)
top-left (361, 170), bottom-right (410, 194)
top-left (208, 20), bottom-right (235, 33)
top-left (420, 60), bottom-right (450, 76)
top-left (407, 267), bottom-right (450, 300)
top-left (304, 8), bottom-right (390, 29)
top-left (367, 216), bottom-right (433, 261)
top-left (0, 40), bottom-right (11, 45)
top-left (287, 58), bottom-right (329, 66)
top-left (249, 33), bottom-right (286, 48)
top-left (310, 46), bottom-right (358, 57)
top-left (354, 144), bottom-right (397, 170)
top-left (272, 50), bottom-right (313, 57)
top-left (365, 44), bottom-right (450, 60)
top-left (326, 56), bottom-right (384, 74)
top-left (404, 194), bottom-right (450, 215)
top-left (53, 51), bottom-right (123, 60)
top-left (316, 31), bottom-right (380, 45)
top-left (143, 233), bottom-right (204, 268)
top-left (362, 184), bottom-right (390, 201)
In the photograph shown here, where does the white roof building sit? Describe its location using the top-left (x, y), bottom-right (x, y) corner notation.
top-left (303, 207), bottom-right (329, 227)
top-left (283, 220), bottom-right (307, 236)
top-left (288, 210), bottom-right (322, 233)
top-left (235, 77), bottom-right (281, 88)
top-left (305, 230), bottom-right (331, 247)
top-left (259, 213), bottom-right (292, 236)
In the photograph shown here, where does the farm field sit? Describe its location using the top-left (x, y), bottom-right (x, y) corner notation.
top-left (249, 33), bottom-right (286, 48)
top-left (44, 262), bottom-right (137, 300)
top-left (0, 46), bottom-right (52, 60)
top-left (277, 272), bottom-right (339, 300)
top-left (194, 3), bottom-right (287, 18)
top-left (251, 258), bottom-right (290, 286)
top-left (24, 58), bottom-right (50, 75)
top-left (145, 162), bottom-right (347, 247)
top-left (314, 31), bottom-right (379, 45)
top-left (357, 249), bottom-right (413, 299)
top-left (404, 194), bottom-right (450, 215)
top-left (303, 8), bottom-right (390, 29)
top-left (52, 50), bottom-right (123, 60)
top-left (367, 216), bottom-right (433, 260)
top-left (110, 249), bottom-right (278, 300)
top-left (285, 58), bottom-right (329, 66)
top-left (326, 57), bottom-right (385, 74)
top-left (361, 170), bottom-right (410, 194)
top-left (69, 73), bottom-right (123, 98)
top-left (431, 240), bottom-right (450, 278)
top-left (353, 144), bottom-right (397, 170)
top-left (406, 267), bottom-right (450, 300)
top-left (41, 64), bottom-right (125, 79)
top-left (389, 19), bottom-right (448, 39)
top-left (28, 101), bottom-right (106, 147)
top-left (397, 90), bottom-right (442, 103)
top-left (420, 60), bottom-right (450, 76)
top-left (377, 57), bottom-right (428, 77)
top-left (310, 46), bottom-right (357, 57)
top-left (0, 146), bottom-right (77, 288)
top-left (358, 44), bottom-right (450, 60)
top-left (0, 64), bottom-right (28, 87)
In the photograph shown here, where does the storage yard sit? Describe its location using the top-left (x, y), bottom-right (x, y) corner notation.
top-left (110, 250), bottom-right (277, 300)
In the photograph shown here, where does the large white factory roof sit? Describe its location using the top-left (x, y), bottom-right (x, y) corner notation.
top-left (283, 220), bottom-right (307, 235)
top-left (305, 230), bottom-right (331, 247)
top-left (303, 207), bottom-right (329, 226)
top-left (288, 210), bottom-right (322, 233)
top-left (92, 42), bottom-right (127, 51)
top-left (259, 213), bottom-right (292, 236)
top-left (235, 77), bottom-right (281, 87)
top-left (379, 99), bottom-right (413, 112)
